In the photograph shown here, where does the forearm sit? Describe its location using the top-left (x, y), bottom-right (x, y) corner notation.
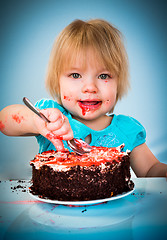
top-left (146, 162), bottom-right (167, 177)
top-left (1, 105), bottom-right (74, 151)
top-left (0, 104), bottom-right (39, 136)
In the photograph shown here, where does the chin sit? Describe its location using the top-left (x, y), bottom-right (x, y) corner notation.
top-left (80, 112), bottom-right (103, 121)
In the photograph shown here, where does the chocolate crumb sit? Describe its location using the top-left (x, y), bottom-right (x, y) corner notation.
top-left (82, 209), bottom-right (87, 213)
top-left (17, 180), bottom-right (26, 183)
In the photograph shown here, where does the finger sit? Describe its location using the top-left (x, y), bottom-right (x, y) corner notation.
top-left (39, 126), bottom-right (65, 151)
top-left (49, 116), bottom-right (71, 136)
top-left (46, 133), bottom-right (65, 151)
top-left (51, 124), bottom-right (71, 138)
top-left (46, 117), bottom-right (65, 131)
top-left (51, 139), bottom-right (65, 151)
top-left (41, 108), bottom-right (63, 122)
top-left (60, 131), bottom-right (74, 141)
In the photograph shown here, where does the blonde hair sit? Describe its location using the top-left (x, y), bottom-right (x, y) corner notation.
top-left (46, 19), bottom-right (129, 106)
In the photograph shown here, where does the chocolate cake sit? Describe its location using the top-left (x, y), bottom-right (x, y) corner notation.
top-left (30, 145), bottom-right (134, 201)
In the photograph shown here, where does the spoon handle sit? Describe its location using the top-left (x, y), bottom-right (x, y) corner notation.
top-left (23, 97), bottom-right (50, 123)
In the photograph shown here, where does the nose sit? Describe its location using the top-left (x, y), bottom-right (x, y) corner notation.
top-left (82, 79), bottom-right (98, 94)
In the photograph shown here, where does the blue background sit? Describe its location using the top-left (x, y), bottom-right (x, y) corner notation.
top-left (0, 0), bottom-right (167, 179)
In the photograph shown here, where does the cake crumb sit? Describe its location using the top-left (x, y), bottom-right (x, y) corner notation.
top-left (82, 209), bottom-right (87, 213)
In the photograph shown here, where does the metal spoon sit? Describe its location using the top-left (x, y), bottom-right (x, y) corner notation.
top-left (23, 97), bottom-right (92, 155)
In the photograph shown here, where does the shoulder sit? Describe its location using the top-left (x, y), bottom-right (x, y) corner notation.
top-left (114, 114), bottom-right (145, 130)
top-left (113, 114), bottom-right (146, 149)
top-left (35, 98), bottom-right (68, 115)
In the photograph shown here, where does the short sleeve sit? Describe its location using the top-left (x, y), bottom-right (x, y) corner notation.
top-left (115, 115), bottom-right (146, 150)
top-left (131, 118), bottom-right (146, 148)
top-left (35, 98), bottom-right (67, 114)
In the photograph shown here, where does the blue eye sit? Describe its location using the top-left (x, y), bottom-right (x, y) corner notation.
top-left (70, 73), bottom-right (81, 79)
top-left (98, 74), bottom-right (111, 80)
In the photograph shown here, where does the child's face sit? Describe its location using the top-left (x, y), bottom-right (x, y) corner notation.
top-left (59, 49), bottom-right (117, 122)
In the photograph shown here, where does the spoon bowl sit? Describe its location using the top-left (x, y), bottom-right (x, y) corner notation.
top-left (67, 138), bottom-right (92, 155)
top-left (23, 97), bottom-right (92, 155)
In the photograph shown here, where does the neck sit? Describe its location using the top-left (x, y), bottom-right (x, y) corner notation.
top-left (73, 115), bottom-right (113, 131)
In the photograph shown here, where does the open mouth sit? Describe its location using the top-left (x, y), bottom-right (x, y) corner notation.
top-left (78, 100), bottom-right (102, 115)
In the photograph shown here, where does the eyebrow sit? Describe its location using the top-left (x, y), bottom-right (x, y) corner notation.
top-left (68, 67), bottom-right (81, 70)
top-left (65, 67), bottom-right (84, 72)
top-left (67, 66), bottom-right (111, 72)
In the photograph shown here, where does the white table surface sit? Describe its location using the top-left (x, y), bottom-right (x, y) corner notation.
top-left (0, 178), bottom-right (167, 240)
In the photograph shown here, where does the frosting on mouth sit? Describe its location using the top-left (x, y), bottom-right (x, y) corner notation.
top-left (80, 101), bottom-right (101, 105)
top-left (78, 101), bottom-right (102, 115)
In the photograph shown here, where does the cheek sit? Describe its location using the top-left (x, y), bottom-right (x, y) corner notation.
top-left (61, 92), bottom-right (75, 104)
top-left (61, 94), bottom-right (75, 111)
top-left (103, 99), bottom-right (113, 110)
top-left (103, 88), bottom-right (117, 108)
top-left (104, 99), bottom-right (111, 105)
top-left (60, 81), bottom-right (74, 102)
top-left (107, 83), bottom-right (117, 99)
top-left (60, 83), bottom-right (77, 104)
top-left (63, 95), bottom-right (72, 101)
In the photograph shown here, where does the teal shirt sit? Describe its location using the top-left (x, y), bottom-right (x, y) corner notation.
top-left (35, 99), bottom-right (146, 153)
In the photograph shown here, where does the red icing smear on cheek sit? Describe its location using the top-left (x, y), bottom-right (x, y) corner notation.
top-left (12, 114), bottom-right (24, 123)
top-left (46, 132), bottom-right (63, 141)
top-left (64, 96), bottom-right (71, 101)
top-left (0, 121), bottom-right (5, 131)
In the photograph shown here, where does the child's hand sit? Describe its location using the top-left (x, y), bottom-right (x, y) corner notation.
top-left (33, 108), bottom-right (73, 151)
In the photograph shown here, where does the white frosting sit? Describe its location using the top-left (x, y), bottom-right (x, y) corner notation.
top-left (46, 164), bottom-right (71, 172)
